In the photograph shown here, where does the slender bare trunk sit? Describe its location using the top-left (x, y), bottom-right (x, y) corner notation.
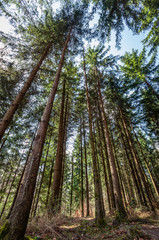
top-left (80, 120), bottom-right (84, 217)
top-left (0, 156), bottom-right (21, 218)
top-left (83, 119), bottom-right (89, 217)
top-left (49, 78), bottom-right (66, 214)
top-left (118, 120), bottom-right (147, 206)
top-left (30, 168), bottom-right (42, 218)
top-left (7, 123), bottom-right (39, 219)
top-left (83, 51), bottom-right (105, 224)
top-left (0, 165), bottom-right (13, 203)
top-left (46, 158), bottom-right (55, 206)
top-left (119, 108), bottom-right (156, 212)
top-left (59, 93), bottom-right (69, 211)
top-left (0, 126), bottom-right (13, 151)
top-left (3, 31), bottom-right (71, 240)
top-left (132, 127), bottom-right (159, 197)
top-left (98, 105), bottom-right (115, 210)
top-left (120, 142), bottom-right (137, 206)
top-left (33, 133), bottom-right (52, 217)
top-left (93, 124), bottom-right (105, 217)
top-left (97, 74), bottom-right (126, 218)
top-left (70, 157), bottom-right (74, 216)
top-left (0, 42), bottom-right (52, 141)
top-left (96, 119), bottom-right (111, 212)
top-left (110, 131), bottom-right (128, 210)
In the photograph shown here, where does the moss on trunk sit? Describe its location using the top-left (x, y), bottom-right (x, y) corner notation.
top-left (0, 221), bottom-right (10, 239)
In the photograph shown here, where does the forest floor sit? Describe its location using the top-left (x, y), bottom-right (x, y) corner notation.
top-left (26, 212), bottom-right (159, 240)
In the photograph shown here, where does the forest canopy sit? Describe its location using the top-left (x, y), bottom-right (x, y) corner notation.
top-left (0, 0), bottom-right (159, 239)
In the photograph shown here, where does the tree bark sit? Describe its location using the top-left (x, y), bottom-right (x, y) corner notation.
top-left (80, 119), bottom-right (84, 217)
top-left (119, 108), bottom-right (156, 212)
top-left (4, 30), bottom-right (71, 240)
top-left (132, 126), bottom-right (159, 197)
top-left (59, 92), bottom-right (69, 211)
top-left (0, 165), bottom-right (13, 203)
top-left (120, 140), bottom-right (137, 206)
top-left (118, 120), bottom-right (146, 205)
top-left (0, 42), bottom-right (52, 142)
top-left (32, 132), bottom-right (52, 217)
top-left (83, 50), bottom-right (105, 224)
top-left (46, 158), bottom-right (55, 207)
top-left (93, 124), bottom-right (105, 217)
top-left (83, 119), bottom-right (90, 217)
top-left (0, 126), bottom-right (13, 152)
top-left (96, 119), bottom-right (111, 212)
top-left (7, 123), bottom-right (39, 219)
top-left (0, 156), bottom-right (21, 218)
top-left (70, 157), bottom-right (74, 216)
top-left (97, 104), bottom-right (116, 210)
top-left (96, 73), bottom-right (126, 218)
top-left (110, 130), bottom-right (128, 210)
top-left (49, 77), bottom-right (66, 214)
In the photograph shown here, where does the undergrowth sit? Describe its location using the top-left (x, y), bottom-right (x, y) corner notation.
top-left (24, 211), bottom-right (159, 240)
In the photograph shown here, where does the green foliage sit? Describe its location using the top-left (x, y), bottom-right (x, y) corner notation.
top-left (0, 1), bottom-right (158, 238)
top-left (90, 0), bottom-right (142, 47)
top-left (120, 48), bottom-right (159, 135)
top-left (139, 0), bottom-right (159, 53)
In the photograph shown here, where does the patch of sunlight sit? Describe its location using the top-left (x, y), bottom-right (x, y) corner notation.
top-left (81, 217), bottom-right (94, 220)
top-left (59, 223), bottom-right (80, 229)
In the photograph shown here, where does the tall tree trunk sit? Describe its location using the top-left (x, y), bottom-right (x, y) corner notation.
top-left (0, 126), bottom-right (13, 152)
top-left (46, 158), bottom-right (55, 206)
top-left (118, 121), bottom-right (145, 206)
top-left (110, 131), bottom-right (128, 210)
top-left (119, 108), bottom-right (156, 212)
top-left (83, 51), bottom-right (105, 225)
top-left (70, 157), bottom-right (74, 216)
top-left (120, 141), bottom-right (137, 206)
top-left (93, 124), bottom-right (105, 217)
top-left (32, 132), bottom-right (52, 217)
top-left (83, 119), bottom-right (89, 217)
top-left (96, 120), bottom-right (111, 212)
top-left (59, 92), bottom-right (69, 211)
top-left (132, 126), bottom-right (159, 197)
top-left (96, 74), bottom-right (126, 218)
top-left (0, 42), bottom-right (52, 141)
top-left (98, 104), bottom-right (116, 210)
top-left (80, 120), bottom-right (84, 217)
top-left (30, 167), bottom-right (42, 218)
top-left (134, 143), bottom-right (156, 204)
top-left (0, 162), bottom-right (9, 190)
top-left (96, 119), bottom-right (111, 212)
top-left (7, 123), bottom-right (39, 219)
top-left (49, 77), bottom-right (66, 214)
top-left (3, 30), bottom-right (71, 240)
top-left (0, 156), bottom-right (22, 218)
top-left (0, 165), bottom-right (13, 203)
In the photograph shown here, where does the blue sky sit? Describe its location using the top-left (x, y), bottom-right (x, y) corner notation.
top-left (109, 27), bottom-right (147, 56)
top-left (0, 9), bottom-right (147, 57)
top-left (86, 24), bottom-right (147, 57)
